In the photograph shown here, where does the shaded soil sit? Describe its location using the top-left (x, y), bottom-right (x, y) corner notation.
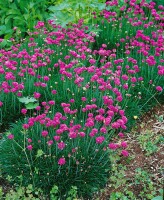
top-left (0, 178), bottom-right (11, 195)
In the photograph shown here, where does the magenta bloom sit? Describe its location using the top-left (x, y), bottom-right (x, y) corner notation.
top-left (70, 99), bottom-right (75, 103)
top-left (81, 97), bottom-right (87, 101)
top-left (121, 141), bottom-right (128, 148)
top-left (118, 132), bottom-right (124, 138)
top-left (35, 106), bottom-right (41, 111)
top-left (41, 102), bottom-right (47, 106)
top-left (58, 157), bottom-right (66, 166)
top-left (27, 138), bottom-right (32, 143)
top-left (52, 90), bottom-right (57, 94)
top-left (23, 124), bottom-right (29, 129)
top-left (47, 140), bottom-right (53, 146)
top-left (96, 136), bottom-right (105, 144)
top-left (121, 150), bottom-right (129, 157)
top-left (54, 136), bottom-right (60, 141)
top-left (69, 131), bottom-right (77, 139)
top-left (27, 145), bottom-right (33, 151)
top-left (156, 86), bottom-right (163, 92)
top-left (48, 100), bottom-right (55, 105)
top-left (8, 134), bottom-right (14, 140)
top-left (34, 92), bottom-right (41, 99)
top-left (21, 108), bottom-right (27, 115)
top-left (79, 132), bottom-right (85, 137)
top-left (108, 143), bottom-right (119, 150)
top-left (41, 130), bottom-right (48, 137)
top-left (58, 141), bottom-right (65, 150)
top-left (0, 101), bottom-right (3, 107)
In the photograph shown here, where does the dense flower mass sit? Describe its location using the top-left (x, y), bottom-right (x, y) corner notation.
top-left (0, 0), bottom-right (163, 198)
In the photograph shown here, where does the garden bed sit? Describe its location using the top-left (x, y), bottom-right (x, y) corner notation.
top-left (0, 0), bottom-right (164, 199)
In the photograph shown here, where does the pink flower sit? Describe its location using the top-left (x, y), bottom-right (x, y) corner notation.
top-left (35, 106), bottom-right (41, 111)
top-left (41, 130), bottom-right (48, 137)
top-left (48, 100), bottom-right (55, 105)
top-left (54, 136), bottom-right (60, 141)
top-left (27, 145), bottom-right (33, 151)
top-left (111, 122), bottom-right (120, 129)
top-left (116, 96), bottom-right (123, 102)
top-left (58, 157), bottom-right (66, 166)
top-left (108, 143), bottom-right (119, 150)
top-left (156, 86), bottom-right (163, 92)
top-left (43, 76), bottom-right (49, 81)
top-left (8, 134), bottom-right (14, 140)
top-left (81, 97), bottom-right (87, 101)
top-left (42, 102), bottom-right (47, 106)
top-left (79, 132), bottom-right (85, 137)
top-left (118, 132), bottom-right (124, 138)
top-left (47, 140), bottom-right (53, 146)
top-left (121, 150), bottom-right (129, 157)
top-left (21, 108), bottom-right (27, 115)
top-left (89, 132), bottom-right (95, 137)
top-left (52, 90), bottom-right (57, 94)
top-left (89, 58), bottom-right (96, 64)
top-left (100, 127), bottom-right (107, 133)
top-left (23, 124), bottom-right (29, 129)
top-left (69, 131), bottom-right (77, 139)
top-left (121, 141), bottom-right (128, 148)
top-left (58, 141), bottom-right (65, 150)
top-left (27, 138), bottom-right (32, 143)
top-left (34, 92), bottom-right (41, 99)
top-left (0, 101), bottom-right (3, 107)
top-left (96, 136), bottom-right (105, 144)
top-left (70, 99), bottom-right (75, 103)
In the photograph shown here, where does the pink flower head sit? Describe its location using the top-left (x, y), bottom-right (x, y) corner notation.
top-left (89, 58), bottom-right (96, 64)
top-left (79, 132), bottom-right (85, 137)
top-left (27, 138), bottom-right (32, 143)
top-left (116, 96), bottom-right (123, 102)
top-left (21, 108), bottom-right (27, 115)
top-left (70, 99), bottom-right (75, 103)
top-left (8, 134), bottom-right (14, 140)
top-left (47, 140), bottom-right (53, 146)
top-left (42, 102), bottom-right (47, 106)
top-left (69, 131), bottom-right (77, 139)
top-left (48, 100), bottom-right (55, 105)
top-left (118, 132), bottom-right (124, 138)
top-left (54, 135), bottom-right (60, 141)
top-left (34, 92), bottom-right (41, 99)
top-left (100, 127), bottom-right (107, 133)
top-left (92, 98), bottom-right (96, 102)
top-left (0, 101), bottom-right (3, 107)
top-left (96, 136), bottom-right (105, 144)
top-left (35, 106), bottom-right (41, 111)
top-left (81, 97), bottom-right (87, 101)
top-left (121, 150), bottom-right (129, 157)
top-left (43, 76), bottom-right (49, 81)
top-left (58, 157), bottom-right (66, 166)
top-left (108, 143), bottom-right (119, 150)
top-left (23, 124), bottom-right (29, 129)
top-left (156, 86), bottom-right (163, 92)
top-left (52, 90), bottom-right (57, 94)
top-left (121, 141), bottom-right (128, 148)
top-left (58, 141), bottom-right (65, 150)
top-left (27, 145), bottom-right (33, 151)
top-left (41, 130), bottom-right (48, 137)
